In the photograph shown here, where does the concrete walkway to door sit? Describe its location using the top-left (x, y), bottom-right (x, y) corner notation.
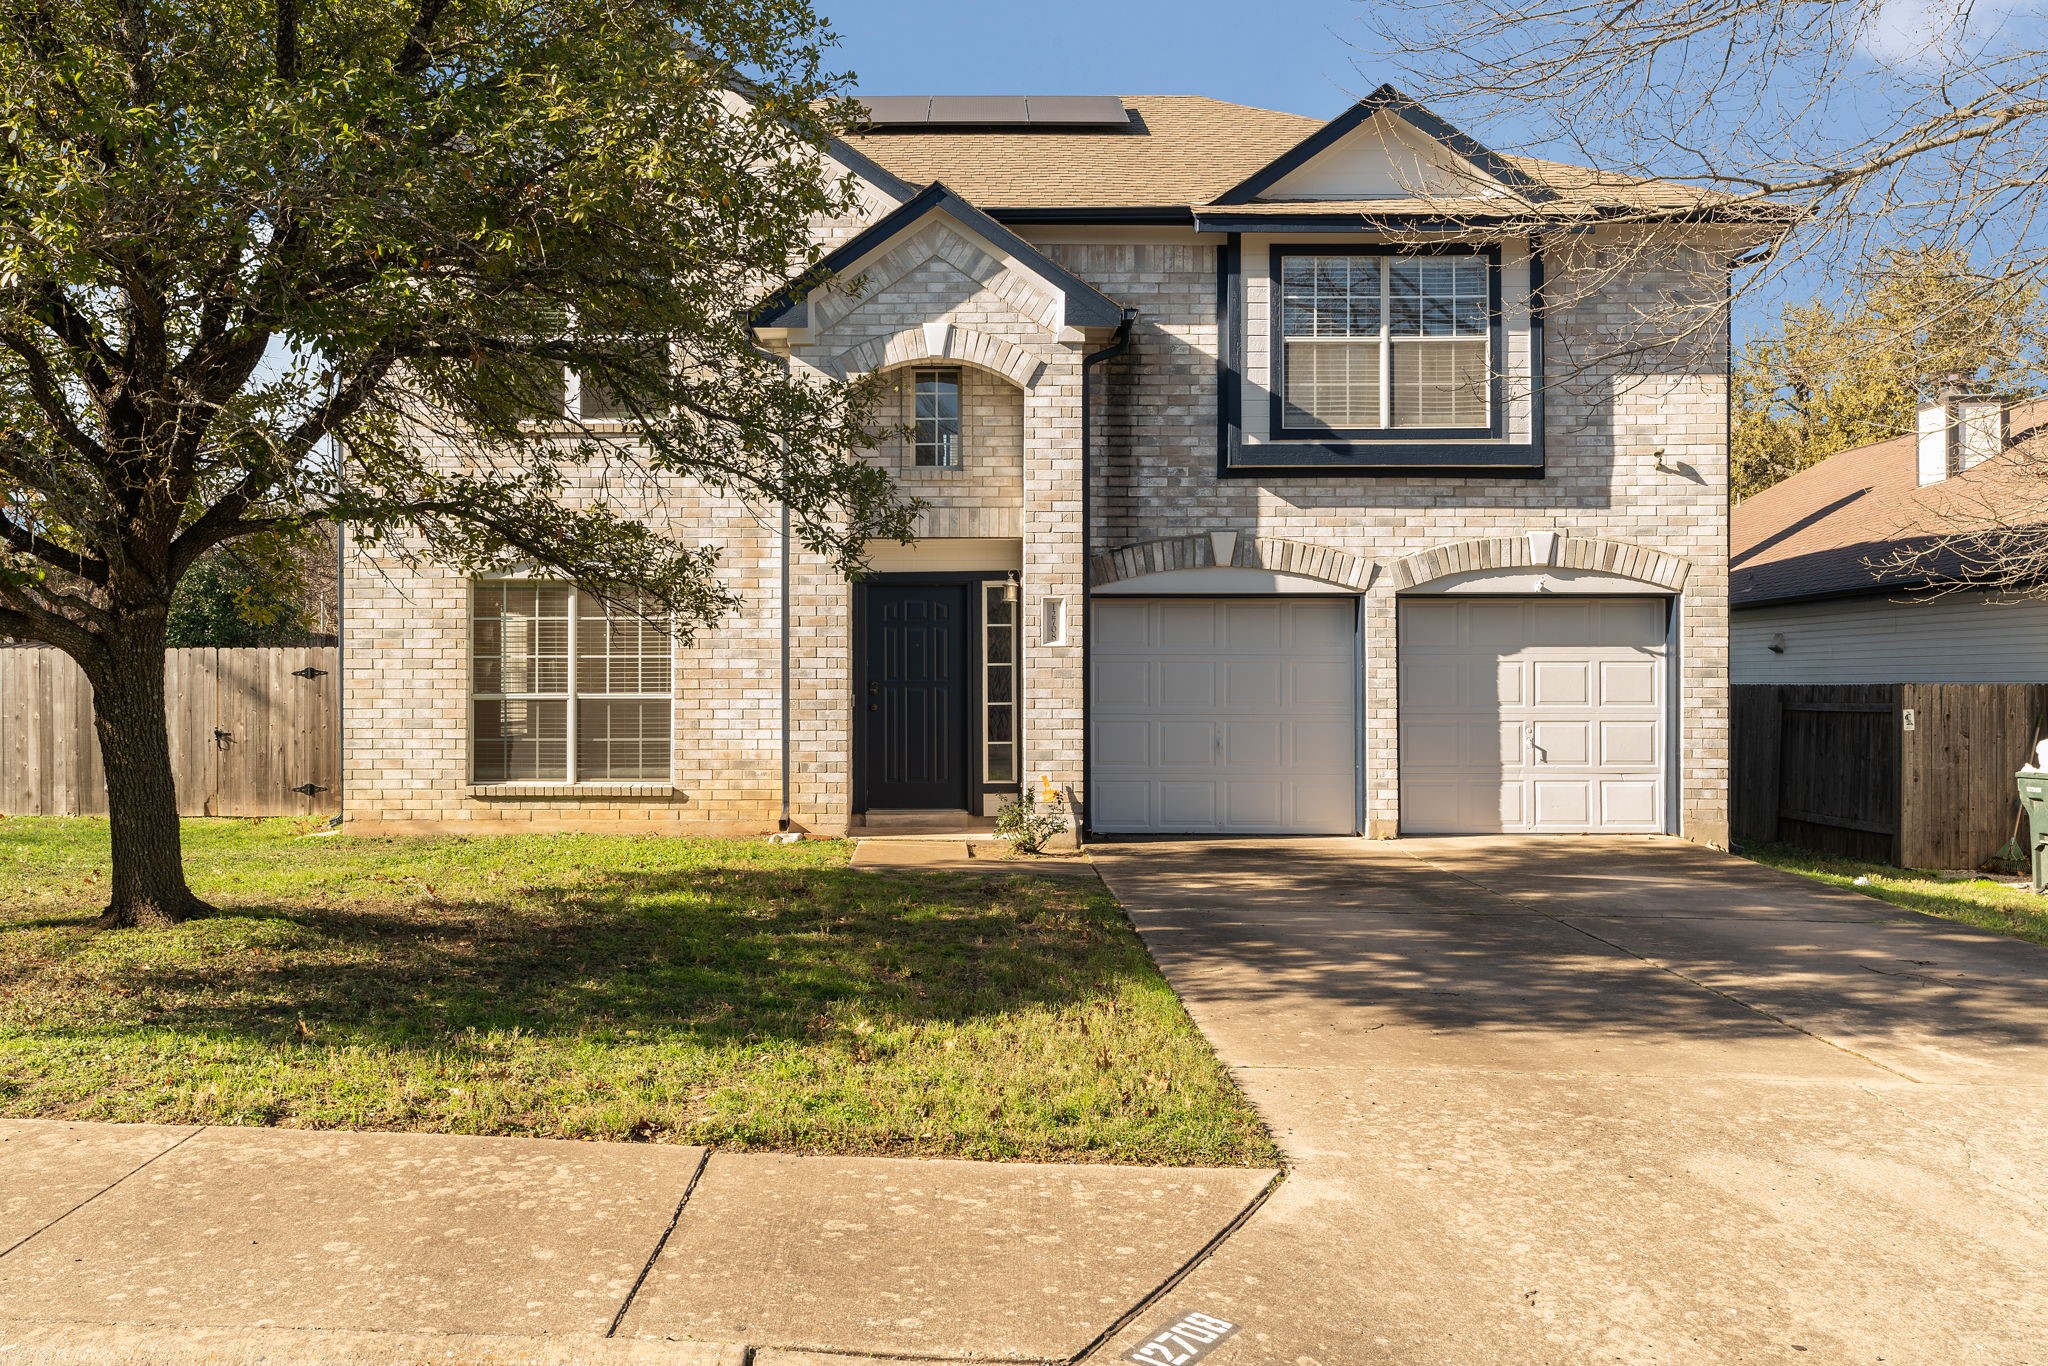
top-left (1086, 836), bottom-right (2048, 1365)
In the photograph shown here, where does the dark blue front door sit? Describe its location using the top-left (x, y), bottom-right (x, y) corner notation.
top-left (862, 583), bottom-right (971, 810)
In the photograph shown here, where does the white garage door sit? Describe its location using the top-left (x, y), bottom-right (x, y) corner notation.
top-left (1399, 597), bottom-right (1669, 834)
top-left (1093, 598), bottom-right (1358, 834)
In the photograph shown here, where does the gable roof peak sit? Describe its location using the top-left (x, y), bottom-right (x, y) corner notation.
top-left (1212, 85), bottom-right (1555, 207)
top-left (753, 180), bottom-right (1126, 333)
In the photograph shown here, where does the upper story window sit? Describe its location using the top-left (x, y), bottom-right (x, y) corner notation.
top-left (569, 365), bottom-right (634, 422)
top-left (912, 368), bottom-right (963, 467)
top-left (1277, 251), bottom-right (1491, 436)
top-left (522, 314), bottom-right (656, 425)
top-left (472, 582), bottom-right (671, 785)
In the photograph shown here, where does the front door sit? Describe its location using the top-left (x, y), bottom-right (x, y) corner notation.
top-left (861, 582), bottom-right (972, 810)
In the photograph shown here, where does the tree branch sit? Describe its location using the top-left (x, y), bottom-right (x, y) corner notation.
top-left (0, 509), bottom-right (111, 585)
top-left (23, 282), bottom-right (122, 400)
top-left (0, 329), bottom-right (118, 467)
top-left (395, 0), bottom-right (454, 75)
top-left (167, 357), bottom-right (392, 576)
top-left (0, 582), bottom-right (112, 659)
top-left (275, 0), bottom-right (299, 80)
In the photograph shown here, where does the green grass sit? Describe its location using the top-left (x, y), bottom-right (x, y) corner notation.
top-left (1742, 842), bottom-right (2048, 948)
top-left (0, 817), bottom-right (1273, 1165)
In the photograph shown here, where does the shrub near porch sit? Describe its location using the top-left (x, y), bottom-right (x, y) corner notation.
top-left (0, 819), bottom-right (1273, 1165)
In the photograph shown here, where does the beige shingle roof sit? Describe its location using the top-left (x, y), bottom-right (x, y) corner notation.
top-left (842, 96), bottom-right (1318, 209)
top-left (1731, 401), bottom-right (2048, 605)
top-left (841, 95), bottom-right (1744, 218)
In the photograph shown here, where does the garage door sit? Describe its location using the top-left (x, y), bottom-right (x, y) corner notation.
top-left (1399, 597), bottom-right (1669, 834)
top-left (1093, 598), bottom-right (1358, 834)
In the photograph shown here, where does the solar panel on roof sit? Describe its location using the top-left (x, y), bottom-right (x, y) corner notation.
top-left (1020, 96), bottom-right (1132, 125)
top-left (856, 96), bottom-right (935, 124)
top-left (928, 96), bottom-right (1031, 124)
top-left (855, 96), bottom-right (1131, 129)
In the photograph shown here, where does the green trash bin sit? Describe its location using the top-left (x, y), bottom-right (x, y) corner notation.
top-left (2019, 771), bottom-right (2048, 892)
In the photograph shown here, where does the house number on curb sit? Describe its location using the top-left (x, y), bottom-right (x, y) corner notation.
top-left (1125, 1311), bottom-right (1241, 1365)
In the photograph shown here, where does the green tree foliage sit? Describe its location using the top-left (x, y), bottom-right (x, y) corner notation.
top-left (165, 536), bottom-right (326, 647)
top-left (1734, 248), bottom-right (2047, 499)
top-left (0, 0), bottom-right (914, 924)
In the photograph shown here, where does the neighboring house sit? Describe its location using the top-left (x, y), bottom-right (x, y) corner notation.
top-left (1732, 393), bottom-right (2048, 683)
top-left (342, 87), bottom-right (1762, 841)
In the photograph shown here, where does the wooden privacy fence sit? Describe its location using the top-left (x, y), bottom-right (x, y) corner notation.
top-left (0, 647), bottom-right (339, 818)
top-left (1733, 682), bottom-right (2048, 869)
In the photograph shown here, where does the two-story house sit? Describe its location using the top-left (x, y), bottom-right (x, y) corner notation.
top-left (341, 88), bottom-right (1757, 843)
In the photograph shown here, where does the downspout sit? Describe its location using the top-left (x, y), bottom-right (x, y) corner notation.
top-left (753, 345), bottom-right (796, 835)
top-left (1079, 308), bottom-right (1138, 843)
top-left (334, 517), bottom-right (345, 829)
top-left (331, 429), bottom-right (347, 830)
top-left (779, 496), bottom-right (792, 832)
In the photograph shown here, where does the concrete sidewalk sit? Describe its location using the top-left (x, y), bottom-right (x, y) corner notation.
top-left (0, 1121), bottom-right (1274, 1364)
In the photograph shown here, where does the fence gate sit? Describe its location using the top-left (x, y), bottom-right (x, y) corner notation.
top-left (1734, 682), bottom-right (2048, 870)
top-left (0, 646), bottom-right (339, 818)
top-left (1732, 684), bottom-right (1901, 863)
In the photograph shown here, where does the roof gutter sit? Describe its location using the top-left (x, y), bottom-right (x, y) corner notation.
top-left (1731, 578), bottom-right (1947, 610)
top-left (1079, 308), bottom-right (1138, 844)
top-left (989, 206), bottom-right (1195, 226)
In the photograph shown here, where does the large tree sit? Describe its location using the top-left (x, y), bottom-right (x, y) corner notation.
top-left (0, 0), bottom-right (911, 926)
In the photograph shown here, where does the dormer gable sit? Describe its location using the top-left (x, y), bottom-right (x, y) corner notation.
top-left (1212, 85), bottom-right (1553, 206)
top-left (753, 181), bottom-right (1127, 337)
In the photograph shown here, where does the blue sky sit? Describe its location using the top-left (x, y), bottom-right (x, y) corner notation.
top-left (820, 0), bottom-right (1387, 123)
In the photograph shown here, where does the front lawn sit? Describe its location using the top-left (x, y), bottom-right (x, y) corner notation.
top-left (0, 818), bottom-right (1272, 1165)
top-left (1742, 843), bottom-right (2048, 948)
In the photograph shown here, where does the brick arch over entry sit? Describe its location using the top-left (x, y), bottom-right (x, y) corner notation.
top-left (1389, 535), bottom-right (1691, 592)
top-left (832, 325), bottom-right (1047, 390)
top-left (1092, 532), bottom-right (1375, 591)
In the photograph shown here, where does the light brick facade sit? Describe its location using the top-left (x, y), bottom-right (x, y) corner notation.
top-left (342, 134), bottom-right (1736, 846)
top-left (1049, 229), bottom-right (1732, 843)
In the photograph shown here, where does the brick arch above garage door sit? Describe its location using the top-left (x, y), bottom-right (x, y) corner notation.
top-left (1092, 533), bottom-right (1375, 592)
top-left (1390, 536), bottom-right (1691, 593)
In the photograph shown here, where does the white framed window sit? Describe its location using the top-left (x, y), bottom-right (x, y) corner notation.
top-left (983, 582), bottom-right (1017, 785)
top-left (1278, 252), bottom-right (1491, 433)
top-left (566, 365), bottom-right (635, 422)
top-left (912, 368), bottom-right (963, 467)
top-left (471, 582), bottom-right (672, 784)
top-left (526, 307), bottom-right (656, 424)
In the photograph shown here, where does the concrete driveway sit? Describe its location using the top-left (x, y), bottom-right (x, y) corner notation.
top-left (1087, 836), bottom-right (2048, 1366)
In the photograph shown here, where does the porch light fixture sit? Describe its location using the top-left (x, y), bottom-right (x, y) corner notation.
top-left (998, 573), bottom-right (1019, 605)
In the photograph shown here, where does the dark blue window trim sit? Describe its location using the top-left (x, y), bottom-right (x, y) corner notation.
top-left (1215, 239), bottom-right (1546, 480)
top-left (1215, 234), bottom-right (1241, 471)
top-left (1267, 243), bottom-right (1504, 443)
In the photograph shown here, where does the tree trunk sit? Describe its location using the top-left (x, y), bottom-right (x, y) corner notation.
top-left (85, 623), bottom-right (210, 928)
